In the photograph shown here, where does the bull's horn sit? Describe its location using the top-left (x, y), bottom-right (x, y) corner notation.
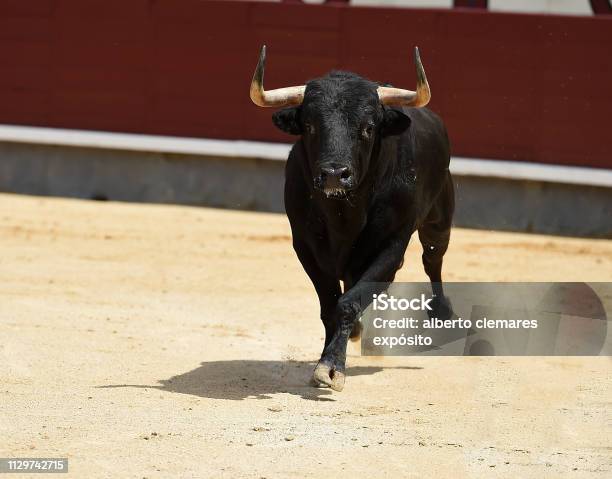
top-left (377, 47), bottom-right (431, 108)
top-left (250, 45), bottom-right (306, 108)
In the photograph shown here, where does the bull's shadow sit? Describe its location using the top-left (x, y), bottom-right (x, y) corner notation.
top-left (100, 360), bottom-right (422, 401)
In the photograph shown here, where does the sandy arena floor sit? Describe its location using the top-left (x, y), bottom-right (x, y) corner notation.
top-left (0, 193), bottom-right (610, 478)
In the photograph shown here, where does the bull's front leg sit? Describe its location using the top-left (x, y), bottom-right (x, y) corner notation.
top-left (292, 239), bottom-right (342, 349)
top-left (313, 229), bottom-right (412, 391)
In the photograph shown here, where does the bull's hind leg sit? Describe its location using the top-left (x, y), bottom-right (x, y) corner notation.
top-left (343, 276), bottom-right (363, 342)
top-left (418, 172), bottom-right (454, 316)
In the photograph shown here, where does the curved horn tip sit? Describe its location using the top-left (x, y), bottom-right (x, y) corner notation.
top-left (250, 45), bottom-right (267, 106)
top-left (253, 45), bottom-right (267, 85)
top-left (414, 46), bottom-right (428, 84)
top-left (257, 45), bottom-right (266, 72)
top-left (414, 46), bottom-right (422, 68)
top-left (413, 46), bottom-right (430, 107)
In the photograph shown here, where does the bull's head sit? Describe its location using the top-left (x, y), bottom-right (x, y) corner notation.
top-left (250, 46), bottom-right (430, 199)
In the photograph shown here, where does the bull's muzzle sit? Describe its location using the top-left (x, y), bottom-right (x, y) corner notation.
top-left (315, 166), bottom-right (354, 198)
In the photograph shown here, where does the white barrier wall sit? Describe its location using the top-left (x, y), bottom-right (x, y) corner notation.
top-left (0, 126), bottom-right (610, 238)
top-left (304, 0), bottom-right (602, 16)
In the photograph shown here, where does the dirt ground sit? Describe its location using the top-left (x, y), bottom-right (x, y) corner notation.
top-left (0, 192), bottom-right (610, 478)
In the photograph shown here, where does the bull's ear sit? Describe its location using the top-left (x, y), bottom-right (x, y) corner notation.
top-left (272, 107), bottom-right (302, 135)
top-left (381, 108), bottom-right (411, 137)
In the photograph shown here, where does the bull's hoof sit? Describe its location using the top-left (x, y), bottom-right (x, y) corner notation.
top-left (312, 363), bottom-right (345, 392)
top-left (309, 377), bottom-right (329, 388)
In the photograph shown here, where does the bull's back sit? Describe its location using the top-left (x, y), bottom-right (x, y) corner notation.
top-left (398, 107), bottom-right (451, 223)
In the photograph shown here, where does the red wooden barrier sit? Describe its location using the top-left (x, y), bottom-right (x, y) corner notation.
top-left (0, 1), bottom-right (610, 168)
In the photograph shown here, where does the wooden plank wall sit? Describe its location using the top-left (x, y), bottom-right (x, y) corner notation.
top-left (0, 0), bottom-right (610, 168)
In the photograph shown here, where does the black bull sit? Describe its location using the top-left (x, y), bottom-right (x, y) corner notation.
top-left (252, 49), bottom-right (454, 391)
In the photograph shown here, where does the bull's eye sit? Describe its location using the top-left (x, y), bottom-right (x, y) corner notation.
top-left (361, 124), bottom-right (374, 140)
top-left (305, 122), bottom-right (316, 135)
